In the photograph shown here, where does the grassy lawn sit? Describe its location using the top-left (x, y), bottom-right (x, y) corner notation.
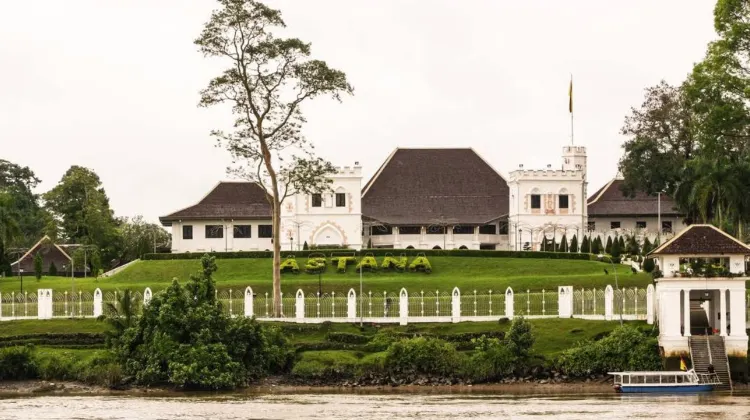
top-left (0, 257), bottom-right (652, 295)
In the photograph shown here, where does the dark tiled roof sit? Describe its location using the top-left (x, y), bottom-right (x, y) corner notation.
top-left (650, 224), bottom-right (750, 255)
top-left (587, 179), bottom-right (682, 217)
top-left (160, 182), bottom-right (271, 225)
top-left (362, 148), bottom-right (509, 225)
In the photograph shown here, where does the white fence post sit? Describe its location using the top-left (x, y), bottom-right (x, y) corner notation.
top-left (558, 286), bottom-right (573, 318)
top-left (93, 288), bottom-right (102, 318)
top-left (38, 289), bottom-right (52, 319)
top-left (244, 287), bottom-right (254, 317)
top-left (295, 289), bottom-right (305, 320)
top-left (646, 284), bottom-right (654, 324)
top-left (451, 287), bottom-right (461, 323)
top-left (605, 285), bottom-right (614, 321)
top-left (143, 287), bottom-right (152, 306)
top-left (505, 287), bottom-right (514, 319)
top-left (399, 288), bottom-right (408, 325)
top-left (347, 289), bottom-right (356, 320)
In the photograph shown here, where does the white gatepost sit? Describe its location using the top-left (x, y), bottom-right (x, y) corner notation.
top-left (505, 287), bottom-right (514, 319)
top-left (244, 287), bottom-right (254, 317)
top-left (93, 288), bottom-right (102, 318)
top-left (646, 284), bottom-right (654, 324)
top-left (347, 289), bottom-right (356, 320)
top-left (38, 289), bottom-right (53, 319)
top-left (143, 287), bottom-right (152, 306)
top-left (557, 286), bottom-right (573, 318)
top-left (295, 289), bottom-right (305, 320)
top-left (604, 285), bottom-right (614, 321)
top-left (451, 287), bottom-right (461, 323)
top-left (399, 288), bottom-right (408, 325)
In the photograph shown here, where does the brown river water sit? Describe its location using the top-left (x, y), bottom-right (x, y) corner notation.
top-left (1, 391), bottom-right (750, 419)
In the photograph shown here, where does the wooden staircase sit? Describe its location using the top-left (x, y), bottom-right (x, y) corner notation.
top-left (689, 335), bottom-right (732, 391)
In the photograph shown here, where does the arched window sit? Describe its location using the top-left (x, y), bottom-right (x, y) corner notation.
top-left (406, 245), bottom-right (415, 249)
top-left (432, 245), bottom-right (442, 250)
top-left (459, 245), bottom-right (468, 250)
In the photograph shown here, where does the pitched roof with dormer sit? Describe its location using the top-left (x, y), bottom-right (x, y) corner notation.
top-left (587, 178), bottom-right (682, 217)
top-left (649, 224), bottom-right (750, 256)
top-left (361, 148), bottom-right (509, 225)
top-left (159, 182), bottom-right (272, 226)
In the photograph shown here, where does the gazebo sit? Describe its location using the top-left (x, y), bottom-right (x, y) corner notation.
top-left (649, 224), bottom-right (748, 380)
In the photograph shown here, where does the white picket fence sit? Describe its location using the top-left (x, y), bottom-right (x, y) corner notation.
top-left (0, 285), bottom-right (655, 325)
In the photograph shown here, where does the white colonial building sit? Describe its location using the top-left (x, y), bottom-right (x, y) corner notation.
top-left (160, 165), bottom-right (363, 252)
top-left (161, 141), bottom-right (693, 253)
top-left (508, 145), bottom-right (587, 251)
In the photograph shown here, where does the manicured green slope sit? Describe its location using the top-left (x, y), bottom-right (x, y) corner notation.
top-left (0, 256), bottom-right (651, 295)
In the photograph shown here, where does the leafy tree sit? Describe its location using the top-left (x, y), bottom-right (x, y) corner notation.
top-left (580, 235), bottom-right (590, 253)
top-left (196, 0), bottom-right (353, 316)
top-left (611, 236), bottom-right (622, 261)
top-left (43, 166), bottom-right (121, 267)
top-left (0, 160), bottom-right (45, 247)
top-left (110, 254), bottom-right (293, 389)
top-left (642, 237), bottom-right (652, 255)
top-left (618, 235), bottom-right (625, 250)
top-left (569, 234), bottom-right (578, 253)
top-left (118, 216), bottom-right (171, 262)
top-left (592, 236), bottom-right (601, 254)
top-left (605, 237), bottom-right (613, 254)
top-left (99, 289), bottom-right (139, 341)
top-left (33, 253), bottom-right (42, 280)
top-left (505, 317), bottom-right (534, 358)
top-left (643, 257), bottom-right (656, 273)
top-left (48, 261), bottom-right (58, 276)
top-left (558, 234), bottom-right (567, 252)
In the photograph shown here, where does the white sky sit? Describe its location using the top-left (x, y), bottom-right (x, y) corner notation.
top-left (0, 0), bottom-right (717, 224)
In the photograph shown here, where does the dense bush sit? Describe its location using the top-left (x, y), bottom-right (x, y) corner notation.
top-left (326, 332), bottom-right (370, 345)
top-left (304, 257), bottom-right (326, 274)
top-left (556, 325), bottom-right (661, 376)
top-left (467, 317), bottom-right (535, 381)
top-left (109, 254), bottom-right (295, 389)
top-left (643, 257), bottom-right (656, 273)
top-left (291, 351), bottom-right (359, 381)
top-left (0, 333), bottom-right (105, 348)
top-left (355, 255), bottom-right (378, 271)
top-left (280, 257), bottom-right (300, 274)
top-left (0, 346), bottom-right (37, 380)
top-left (333, 256), bottom-right (356, 273)
top-left (381, 255), bottom-right (407, 272)
top-left (143, 249), bottom-right (594, 261)
top-left (363, 332), bottom-right (397, 352)
top-left (33, 253), bottom-right (43, 280)
top-left (384, 337), bottom-right (462, 377)
top-left (408, 255), bottom-right (432, 273)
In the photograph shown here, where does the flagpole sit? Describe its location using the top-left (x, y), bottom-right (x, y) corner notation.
top-left (570, 74), bottom-right (574, 145)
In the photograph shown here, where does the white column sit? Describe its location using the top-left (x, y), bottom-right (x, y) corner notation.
top-left (451, 287), bottom-right (461, 323)
top-left (143, 287), bottom-right (152, 306)
top-left (399, 288), bottom-right (408, 325)
top-left (347, 289), bottom-right (356, 320)
top-left (93, 288), bottom-right (102, 318)
top-left (646, 284), bottom-right (654, 325)
top-left (683, 289), bottom-right (691, 336)
top-left (558, 286), bottom-right (573, 318)
top-left (505, 287), bottom-right (514, 319)
top-left (604, 285), bottom-right (613, 321)
top-left (720, 288), bottom-right (727, 337)
top-left (729, 288), bottom-right (747, 337)
top-left (295, 289), bottom-right (305, 320)
top-left (244, 287), bottom-right (254, 317)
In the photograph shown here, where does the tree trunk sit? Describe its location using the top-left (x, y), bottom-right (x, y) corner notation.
top-left (272, 197), bottom-right (282, 317)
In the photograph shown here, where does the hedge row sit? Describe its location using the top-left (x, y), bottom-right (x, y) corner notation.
top-left (0, 333), bottom-right (105, 348)
top-left (143, 249), bottom-right (595, 261)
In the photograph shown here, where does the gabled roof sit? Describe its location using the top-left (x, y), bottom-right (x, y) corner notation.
top-left (159, 182), bottom-right (272, 225)
top-left (649, 224), bottom-right (750, 256)
top-left (10, 235), bottom-right (71, 266)
top-left (361, 148), bottom-right (509, 225)
top-left (587, 178), bottom-right (682, 217)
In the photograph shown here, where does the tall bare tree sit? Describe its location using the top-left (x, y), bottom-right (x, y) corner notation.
top-left (195, 0), bottom-right (353, 316)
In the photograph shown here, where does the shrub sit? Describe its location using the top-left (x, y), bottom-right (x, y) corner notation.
top-left (357, 352), bottom-right (386, 376)
top-left (303, 241), bottom-right (309, 250)
top-left (384, 337), bottom-right (463, 376)
top-left (291, 351), bottom-right (359, 381)
top-left (76, 353), bottom-right (123, 387)
top-left (280, 257), bottom-right (300, 274)
top-left (557, 326), bottom-right (661, 376)
top-left (408, 255), bottom-right (432, 273)
top-left (355, 255), bottom-right (378, 272)
top-left (381, 255), bottom-right (407, 272)
top-left (643, 257), bottom-right (656, 273)
top-left (505, 317), bottom-right (534, 358)
top-left (34, 253), bottom-right (43, 280)
top-left (36, 352), bottom-right (77, 381)
top-left (326, 332), bottom-right (370, 345)
top-left (304, 257), bottom-right (326, 274)
top-left (109, 254), bottom-right (295, 389)
top-left (48, 261), bottom-right (58, 276)
top-left (363, 332), bottom-right (398, 352)
top-left (0, 346), bottom-right (38, 380)
top-left (467, 336), bottom-right (516, 381)
top-left (332, 256), bottom-right (356, 273)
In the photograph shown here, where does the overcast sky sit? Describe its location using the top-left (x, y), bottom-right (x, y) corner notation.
top-left (0, 0), bottom-right (717, 224)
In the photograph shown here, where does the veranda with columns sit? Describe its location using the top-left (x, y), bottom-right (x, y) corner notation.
top-left (649, 224), bottom-right (750, 357)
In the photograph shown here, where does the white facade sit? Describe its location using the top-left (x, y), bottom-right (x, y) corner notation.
top-left (586, 216), bottom-right (687, 242)
top-left (279, 165), bottom-right (363, 251)
top-left (507, 146), bottom-right (588, 251)
top-left (367, 223), bottom-right (508, 250)
top-left (169, 219), bottom-right (273, 253)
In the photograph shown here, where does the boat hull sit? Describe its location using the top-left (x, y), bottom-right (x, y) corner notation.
top-left (616, 384), bottom-right (714, 393)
